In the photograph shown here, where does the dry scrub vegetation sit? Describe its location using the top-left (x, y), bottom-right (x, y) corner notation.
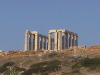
top-left (0, 45), bottom-right (100, 75)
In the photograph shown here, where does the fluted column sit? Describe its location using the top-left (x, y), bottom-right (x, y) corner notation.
top-left (62, 33), bottom-right (65, 49)
top-left (46, 39), bottom-right (48, 50)
top-left (54, 32), bottom-right (58, 50)
top-left (58, 32), bottom-right (61, 50)
top-left (40, 37), bottom-right (42, 50)
top-left (66, 33), bottom-right (68, 49)
top-left (48, 33), bottom-right (51, 50)
top-left (24, 30), bottom-right (29, 51)
top-left (31, 35), bottom-right (33, 50)
top-left (71, 35), bottom-right (74, 47)
top-left (76, 36), bottom-right (78, 46)
top-left (35, 33), bottom-right (39, 51)
top-left (73, 35), bottom-right (75, 46)
top-left (64, 33), bottom-right (67, 49)
top-left (51, 39), bottom-right (53, 50)
top-left (70, 35), bottom-right (73, 47)
top-left (68, 34), bottom-right (70, 48)
top-left (33, 35), bottom-right (35, 50)
top-left (44, 38), bottom-right (46, 50)
top-left (38, 37), bottom-right (40, 50)
top-left (42, 38), bottom-right (45, 50)
top-left (73, 36), bottom-right (76, 46)
top-left (29, 34), bottom-right (31, 51)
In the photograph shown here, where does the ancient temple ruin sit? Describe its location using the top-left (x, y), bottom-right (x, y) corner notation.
top-left (24, 29), bottom-right (78, 51)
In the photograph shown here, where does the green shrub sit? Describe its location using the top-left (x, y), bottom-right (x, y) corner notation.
top-left (2, 66), bottom-right (25, 75)
top-left (48, 60), bottom-right (61, 72)
top-left (22, 69), bottom-right (34, 75)
top-left (48, 52), bottom-right (57, 57)
top-left (0, 66), bottom-right (8, 73)
top-left (3, 61), bottom-right (15, 67)
top-left (41, 72), bottom-right (49, 75)
top-left (4, 67), bottom-right (17, 75)
top-left (14, 67), bottom-right (26, 71)
top-left (62, 70), bottom-right (80, 75)
top-left (71, 56), bottom-right (86, 62)
top-left (72, 57), bottom-right (100, 69)
top-left (22, 60), bottom-right (61, 75)
top-left (0, 61), bottom-right (15, 73)
top-left (81, 58), bottom-right (100, 67)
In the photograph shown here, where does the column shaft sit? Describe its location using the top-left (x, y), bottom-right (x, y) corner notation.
top-left (40, 38), bottom-right (42, 50)
top-left (54, 32), bottom-right (58, 50)
top-left (66, 33), bottom-right (68, 49)
top-left (73, 36), bottom-right (76, 46)
top-left (46, 40), bottom-right (48, 50)
top-left (68, 34), bottom-right (70, 48)
top-left (44, 38), bottom-right (46, 50)
top-left (71, 35), bottom-right (73, 47)
top-left (33, 35), bottom-right (35, 50)
top-left (24, 31), bottom-right (29, 51)
top-left (70, 35), bottom-right (73, 47)
top-left (58, 32), bottom-right (61, 50)
top-left (31, 35), bottom-right (33, 50)
top-left (62, 33), bottom-right (65, 49)
top-left (35, 33), bottom-right (39, 51)
top-left (42, 38), bottom-right (45, 50)
top-left (76, 36), bottom-right (78, 46)
top-left (48, 33), bottom-right (51, 50)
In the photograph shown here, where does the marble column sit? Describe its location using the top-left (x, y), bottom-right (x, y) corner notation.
top-left (68, 34), bottom-right (70, 48)
top-left (33, 35), bottom-right (35, 50)
top-left (70, 35), bottom-right (73, 47)
top-left (71, 35), bottom-right (74, 47)
top-left (48, 33), bottom-right (51, 50)
top-left (24, 31), bottom-right (29, 51)
top-left (30, 35), bottom-right (34, 50)
top-left (35, 33), bottom-right (39, 51)
top-left (51, 39), bottom-right (53, 50)
top-left (73, 36), bottom-right (75, 46)
top-left (64, 33), bottom-right (67, 50)
top-left (66, 33), bottom-right (68, 49)
top-left (54, 32), bottom-right (58, 50)
top-left (73, 36), bottom-right (76, 46)
top-left (29, 35), bottom-right (31, 51)
top-left (46, 40), bottom-right (48, 50)
top-left (58, 32), bottom-right (61, 50)
top-left (44, 38), bottom-right (46, 50)
top-left (76, 36), bottom-right (78, 46)
top-left (62, 33), bottom-right (65, 50)
top-left (42, 38), bottom-right (45, 50)
top-left (40, 37), bottom-right (42, 50)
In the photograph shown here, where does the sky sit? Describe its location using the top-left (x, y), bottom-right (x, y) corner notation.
top-left (0, 0), bottom-right (100, 51)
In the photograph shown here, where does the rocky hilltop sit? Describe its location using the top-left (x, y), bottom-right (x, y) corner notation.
top-left (0, 45), bottom-right (100, 75)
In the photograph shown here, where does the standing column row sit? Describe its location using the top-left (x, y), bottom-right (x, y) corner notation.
top-left (39, 37), bottom-right (48, 50)
top-left (24, 31), bottom-right (39, 51)
top-left (48, 31), bottom-right (78, 50)
top-left (24, 30), bottom-right (78, 51)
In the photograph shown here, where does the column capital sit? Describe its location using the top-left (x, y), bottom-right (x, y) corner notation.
top-left (71, 35), bottom-right (74, 39)
top-left (74, 36), bottom-right (77, 40)
top-left (68, 34), bottom-right (70, 37)
top-left (62, 32), bottom-right (65, 36)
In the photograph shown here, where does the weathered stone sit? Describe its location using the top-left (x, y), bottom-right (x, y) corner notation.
top-left (24, 29), bottom-right (78, 51)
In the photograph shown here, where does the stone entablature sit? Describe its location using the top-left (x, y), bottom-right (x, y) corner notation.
top-left (24, 29), bottom-right (78, 51)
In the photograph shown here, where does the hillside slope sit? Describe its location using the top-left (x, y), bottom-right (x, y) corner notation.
top-left (0, 45), bottom-right (100, 75)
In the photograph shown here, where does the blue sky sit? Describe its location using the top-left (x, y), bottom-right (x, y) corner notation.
top-left (0, 0), bottom-right (100, 51)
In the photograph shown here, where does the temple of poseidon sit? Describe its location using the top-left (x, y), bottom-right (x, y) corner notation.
top-left (24, 29), bottom-right (78, 51)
